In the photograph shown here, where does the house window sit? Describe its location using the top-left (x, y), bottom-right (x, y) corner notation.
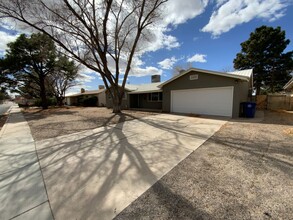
top-left (148, 92), bottom-right (162, 102)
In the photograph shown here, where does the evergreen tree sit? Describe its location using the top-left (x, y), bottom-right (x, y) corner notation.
top-left (234, 26), bottom-right (293, 94)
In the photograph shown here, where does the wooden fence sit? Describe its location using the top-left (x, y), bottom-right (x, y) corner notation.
top-left (256, 94), bottom-right (293, 110)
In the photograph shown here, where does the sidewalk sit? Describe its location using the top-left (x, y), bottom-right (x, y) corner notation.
top-left (0, 104), bottom-right (53, 220)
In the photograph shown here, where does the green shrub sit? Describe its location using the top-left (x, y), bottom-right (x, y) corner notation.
top-left (34, 99), bottom-right (42, 107)
top-left (33, 97), bottom-right (57, 107)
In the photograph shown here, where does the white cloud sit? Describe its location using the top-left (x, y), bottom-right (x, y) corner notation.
top-left (162, 35), bottom-right (180, 50)
top-left (131, 66), bottom-right (163, 77)
top-left (0, 31), bottom-right (19, 56)
top-left (202, 0), bottom-right (289, 37)
top-left (158, 56), bottom-right (178, 69)
top-left (78, 72), bottom-right (96, 83)
top-left (187, 54), bottom-right (207, 63)
top-left (104, 54), bottom-right (163, 78)
top-left (136, 0), bottom-right (209, 53)
top-left (65, 85), bottom-right (92, 96)
top-left (164, 0), bottom-right (209, 26)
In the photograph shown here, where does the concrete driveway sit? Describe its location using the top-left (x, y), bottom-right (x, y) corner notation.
top-left (35, 114), bottom-right (227, 220)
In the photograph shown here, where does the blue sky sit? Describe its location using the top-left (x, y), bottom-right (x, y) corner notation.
top-left (0, 0), bottom-right (292, 94)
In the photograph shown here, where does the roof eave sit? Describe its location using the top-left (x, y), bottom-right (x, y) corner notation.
top-left (128, 89), bottom-right (162, 94)
top-left (159, 68), bottom-right (250, 88)
top-left (283, 78), bottom-right (293, 90)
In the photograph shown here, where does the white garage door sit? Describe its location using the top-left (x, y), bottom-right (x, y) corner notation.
top-left (171, 86), bottom-right (234, 117)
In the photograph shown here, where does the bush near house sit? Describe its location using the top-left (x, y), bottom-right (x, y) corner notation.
top-left (34, 97), bottom-right (57, 107)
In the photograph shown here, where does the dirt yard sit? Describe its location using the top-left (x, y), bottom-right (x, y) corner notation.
top-left (22, 107), bottom-right (158, 141)
top-left (115, 110), bottom-right (293, 220)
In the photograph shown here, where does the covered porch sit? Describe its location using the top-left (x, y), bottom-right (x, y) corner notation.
top-left (129, 92), bottom-right (162, 111)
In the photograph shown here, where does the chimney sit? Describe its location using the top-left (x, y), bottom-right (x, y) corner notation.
top-left (98, 85), bottom-right (105, 90)
top-left (151, 75), bottom-right (161, 83)
top-left (179, 69), bottom-right (185, 74)
top-left (81, 88), bottom-right (85, 93)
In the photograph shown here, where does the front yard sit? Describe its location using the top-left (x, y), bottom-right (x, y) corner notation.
top-left (22, 106), bottom-right (158, 141)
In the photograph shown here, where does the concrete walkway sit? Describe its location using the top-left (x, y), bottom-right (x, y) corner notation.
top-left (0, 104), bottom-right (53, 220)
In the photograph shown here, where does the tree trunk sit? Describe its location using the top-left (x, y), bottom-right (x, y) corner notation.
top-left (39, 76), bottom-right (48, 109)
top-left (113, 97), bottom-right (121, 114)
top-left (56, 96), bottom-right (64, 106)
top-left (112, 93), bottom-right (122, 114)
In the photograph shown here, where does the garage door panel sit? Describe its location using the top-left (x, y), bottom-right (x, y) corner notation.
top-left (171, 87), bottom-right (233, 117)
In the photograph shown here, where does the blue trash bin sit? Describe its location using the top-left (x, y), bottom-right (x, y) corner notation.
top-left (244, 102), bottom-right (256, 118)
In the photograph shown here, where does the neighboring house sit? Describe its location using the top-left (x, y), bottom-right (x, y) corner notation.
top-left (65, 86), bottom-right (106, 106)
top-left (106, 68), bottom-right (253, 117)
top-left (14, 95), bottom-right (35, 106)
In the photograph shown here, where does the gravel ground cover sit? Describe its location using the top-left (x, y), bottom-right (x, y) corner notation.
top-left (22, 107), bottom-right (158, 141)
top-left (115, 110), bottom-right (293, 220)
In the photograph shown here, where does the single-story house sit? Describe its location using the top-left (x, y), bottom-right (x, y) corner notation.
top-left (65, 86), bottom-right (106, 106)
top-left (106, 68), bottom-right (253, 118)
top-left (106, 82), bottom-right (163, 111)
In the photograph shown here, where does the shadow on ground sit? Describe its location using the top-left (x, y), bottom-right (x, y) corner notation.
top-left (33, 113), bottom-right (219, 219)
top-left (115, 111), bottom-right (293, 220)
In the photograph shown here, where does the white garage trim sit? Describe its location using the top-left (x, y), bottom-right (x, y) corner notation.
top-left (171, 86), bottom-right (234, 117)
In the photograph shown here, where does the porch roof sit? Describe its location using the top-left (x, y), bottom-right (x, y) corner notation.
top-left (66, 89), bottom-right (105, 97)
top-left (127, 82), bottom-right (162, 94)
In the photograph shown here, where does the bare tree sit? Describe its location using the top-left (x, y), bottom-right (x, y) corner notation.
top-left (0, 0), bottom-right (167, 113)
top-left (221, 66), bottom-right (235, 73)
top-left (172, 62), bottom-right (192, 77)
top-left (48, 55), bottom-right (80, 106)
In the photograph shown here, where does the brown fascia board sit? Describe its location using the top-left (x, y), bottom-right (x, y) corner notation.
top-left (158, 68), bottom-right (250, 88)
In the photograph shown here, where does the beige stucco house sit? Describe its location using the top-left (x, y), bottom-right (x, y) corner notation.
top-left (65, 86), bottom-right (106, 107)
